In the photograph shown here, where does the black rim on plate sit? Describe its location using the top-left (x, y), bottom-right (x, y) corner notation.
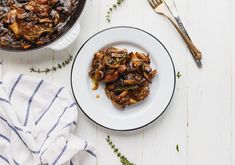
top-left (0, 0), bottom-right (87, 52)
top-left (70, 26), bottom-right (176, 131)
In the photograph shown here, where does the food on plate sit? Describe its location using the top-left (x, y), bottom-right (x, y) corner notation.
top-left (0, 0), bottom-right (78, 49)
top-left (89, 47), bottom-right (128, 83)
top-left (89, 47), bottom-right (157, 109)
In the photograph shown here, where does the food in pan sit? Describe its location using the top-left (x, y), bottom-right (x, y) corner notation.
top-left (89, 47), bottom-right (157, 109)
top-left (0, 0), bottom-right (78, 49)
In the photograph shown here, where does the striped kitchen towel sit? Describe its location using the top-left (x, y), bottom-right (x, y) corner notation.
top-left (0, 61), bottom-right (96, 165)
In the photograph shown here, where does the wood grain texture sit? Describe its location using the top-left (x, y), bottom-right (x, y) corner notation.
top-left (0, 0), bottom-right (234, 164)
top-left (232, 0), bottom-right (235, 164)
top-left (187, 1), bottom-right (232, 165)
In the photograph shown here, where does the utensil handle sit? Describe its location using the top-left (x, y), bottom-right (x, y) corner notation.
top-left (160, 13), bottom-right (202, 61)
top-left (175, 17), bottom-right (202, 67)
top-left (48, 21), bottom-right (80, 51)
top-left (175, 17), bottom-right (190, 39)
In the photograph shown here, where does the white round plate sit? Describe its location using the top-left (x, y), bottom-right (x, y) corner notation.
top-left (71, 26), bottom-right (176, 131)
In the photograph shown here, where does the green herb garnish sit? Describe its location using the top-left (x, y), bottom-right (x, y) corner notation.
top-left (115, 86), bottom-right (138, 92)
top-left (114, 56), bottom-right (126, 64)
top-left (106, 136), bottom-right (136, 165)
top-left (30, 55), bottom-right (73, 74)
top-left (177, 72), bottom-right (182, 79)
top-left (176, 144), bottom-right (179, 152)
top-left (106, 0), bottom-right (125, 22)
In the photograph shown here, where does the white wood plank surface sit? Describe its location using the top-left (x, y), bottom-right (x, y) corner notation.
top-left (187, 1), bottom-right (232, 165)
top-left (0, 0), bottom-right (234, 164)
top-left (232, 1), bottom-right (235, 164)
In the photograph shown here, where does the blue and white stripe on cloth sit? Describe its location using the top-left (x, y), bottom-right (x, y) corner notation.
top-left (0, 70), bottom-right (96, 164)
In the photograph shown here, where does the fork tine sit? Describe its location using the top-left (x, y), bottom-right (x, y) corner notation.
top-left (151, 0), bottom-right (158, 6)
top-left (148, 0), bottom-right (155, 8)
top-left (152, 0), bottom-right (163, 7)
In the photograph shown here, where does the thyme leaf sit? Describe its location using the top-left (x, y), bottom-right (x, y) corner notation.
top-left (115, 86), bottom-right (138, 92)
top-left (176, 144), bottom-right (179, 152)
top-left (106, 135), bottom-right (136, 165)
top-left (30, 55), bottom-right (73, 74)
top-left (106, 0), bottom-right (125, 22)
top-left (177, 71), bottom-right (182, 79)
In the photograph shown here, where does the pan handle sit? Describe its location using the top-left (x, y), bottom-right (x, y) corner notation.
top-left (48, 21), bottom-right (80, 51)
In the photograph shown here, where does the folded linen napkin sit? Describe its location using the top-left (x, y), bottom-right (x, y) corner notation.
top-left (0, 61), bottom-right (96, 165)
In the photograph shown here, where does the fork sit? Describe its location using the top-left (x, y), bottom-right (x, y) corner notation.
top-left (164, 0), bottom-right (202, 68)
top-left (148, 0), bottom-right (202, 66)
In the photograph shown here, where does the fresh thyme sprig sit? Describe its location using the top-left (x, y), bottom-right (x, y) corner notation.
top-left (106, 0), bottom-right (125, 22)
top-left (106, 136), bottom-right (136, 165)
top-left (30, 55), bottom-right (73, 74)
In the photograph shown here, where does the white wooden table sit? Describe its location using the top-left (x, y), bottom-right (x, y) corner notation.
top-left (1, 0), bottom-right (235, 164)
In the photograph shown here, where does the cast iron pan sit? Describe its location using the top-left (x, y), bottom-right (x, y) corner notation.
top-left (0, 0), bottom-right (86, 52)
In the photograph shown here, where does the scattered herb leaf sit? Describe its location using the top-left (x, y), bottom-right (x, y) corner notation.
top-left (106, 136), bottom-right (136, 165)
top-left (115, 86), bottom-right (138, 92)
top-left (30, 55), bottom-right (73, 74)
top-left (106, 0), bottom-right (125, 22)
top-left (176, 144), bottom-right (179, 152)
top-left (177, 72), bottom-right (182, 79)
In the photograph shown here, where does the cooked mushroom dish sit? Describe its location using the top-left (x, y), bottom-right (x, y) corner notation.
top-left (0, 0), bottom-right (78, 49)
top-left (89, 47), bottom-right (157, 109)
